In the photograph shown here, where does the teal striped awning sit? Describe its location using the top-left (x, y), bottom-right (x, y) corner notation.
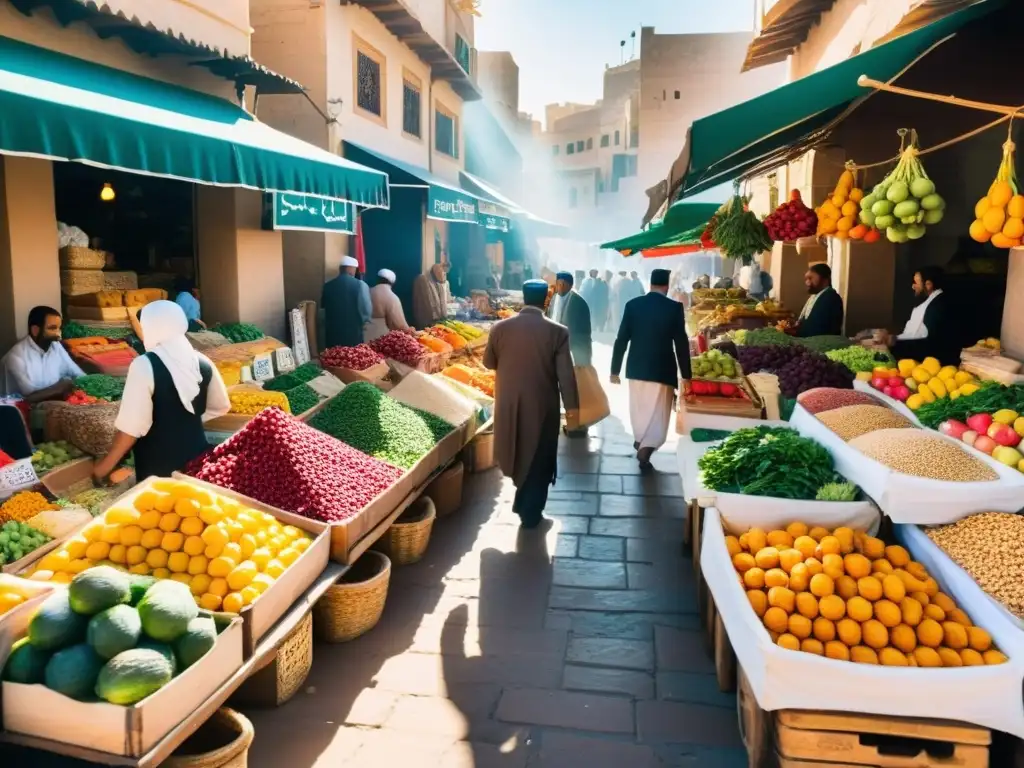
top-left (0, 35), bottom-right (390, 206)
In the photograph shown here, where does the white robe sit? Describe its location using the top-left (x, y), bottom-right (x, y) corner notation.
top-left (629, 379), bottom-right (674, 451)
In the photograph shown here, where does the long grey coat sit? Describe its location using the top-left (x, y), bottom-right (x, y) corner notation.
top-left (483, 307), bottom-right (580, 487)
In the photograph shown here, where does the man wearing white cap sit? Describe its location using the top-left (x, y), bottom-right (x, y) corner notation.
top-left (321, 255), bottom-right (372, 348)
top-left (366, 269), bottom-right (411, 341)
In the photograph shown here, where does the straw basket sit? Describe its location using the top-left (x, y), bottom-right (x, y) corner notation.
top-left (161, 708), bottom-right (254, 768)
top-left (374, 496), bottom-right (435, 565)
top-left (59, 246), bottom-right (106, 270)
top-left (102, 271), bottom-right (138, 291)
top-left (313, 550), bottom-right (391, 643)
top-left (60, 269), bottom-right (105, 296)
top-left (232, 612), bottom-right (312, 708)
top-left (60, 401), bottom-right (121, 456)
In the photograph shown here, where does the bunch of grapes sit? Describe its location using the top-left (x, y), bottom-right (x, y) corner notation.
top-left (737, 344), bottom-right (854, 398)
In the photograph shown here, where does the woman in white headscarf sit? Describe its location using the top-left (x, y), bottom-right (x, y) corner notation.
top-left (93, 301), bottom-right (230, 482)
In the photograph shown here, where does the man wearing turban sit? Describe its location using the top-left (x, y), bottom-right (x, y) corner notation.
top-left (366, 268), bottom-right (411, 341)
top-left (322, 256), bottom-right (372, 348)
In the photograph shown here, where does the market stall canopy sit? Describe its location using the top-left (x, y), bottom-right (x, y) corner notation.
top-left (458, 171), bottom-right (569, 237)
top-left (0, 35), bottom-right (391, 205)
top-left (643, 0), bottom-right (1004, 222)
top-left (637, 223), bottom-right (707, 258)
top-left (601, 201), bottom-right (719, 255)
top-left (344, 141), bottom-right (488, 225)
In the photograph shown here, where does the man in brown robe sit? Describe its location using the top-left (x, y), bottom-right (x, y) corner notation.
top-left (484, 280), bottom-right (580, 528)
top-left (412, 262), bottom-right (451, 329)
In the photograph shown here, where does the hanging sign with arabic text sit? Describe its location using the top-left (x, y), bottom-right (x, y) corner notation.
top-left (263, 193), bottom-right (356, 234)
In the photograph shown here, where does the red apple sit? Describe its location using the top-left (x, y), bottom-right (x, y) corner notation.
top-left (888, 377), bottom-right (904, 389)
top-left (988, 422), bottom-right (1022, 447)
top-left (870, 377), bottom-right (888, 391)
top-left (883, 386), bottom-right (894, 397)
top-left (939, 419), bottom-right (969, 440)
top-left (967, 413), bottom-right (994, 434)
top-left (891, 386), bottom-right (910, 402)
top-left (973, 435), bottom-right (997, 455)
top-left (719, 383), bottom-right (737, 397)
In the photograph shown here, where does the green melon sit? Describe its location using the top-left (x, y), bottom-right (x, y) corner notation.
top-left (27, 591), bottom-right (88, 650)
top-left (68, 566), bottom-right (131, 616)
top-left (3, 638), bottom-right (51, 684)
top-left (173, 617), bottom-right (217, 670)
top-left (87, 604), bottom-right (142, 660)
top-left (95, 649), bottom-right (174, 705)
top-left (137, 580), bottom-right (197, 643)
top-left (44, 644), bottom-right (104, 701)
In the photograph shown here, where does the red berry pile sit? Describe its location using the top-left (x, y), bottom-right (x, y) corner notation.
top-left (368, 331), bottom-right (425, 364)
top-left (185, 407), bottom-right (403, 523)
top-left (320, 344), bottom-right (385, 371)
top-left (764, 190), bottom-right (818, 242)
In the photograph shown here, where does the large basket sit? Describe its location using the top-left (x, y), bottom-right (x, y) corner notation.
top-left (60, 269), bottom-right (105, 296)
top-left (59, 246), bottom-right (106, 270)
top-left (312, 550), bottom-right (391, 643)
top-left (59, 401), bottom-right (121, 456)
top-left (374, 496), bottom-right (436, 565)
top-left (232, 612), bottom-right (312, 708)
top-left (162, 708), bottom-right (254, 768)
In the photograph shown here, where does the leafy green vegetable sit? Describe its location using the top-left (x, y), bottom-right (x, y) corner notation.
top-left (780, 397), bottom-right (797, 421)
top-left (815, 481), bottom-right (858, 501)
top-left (62, 321), bottom-right (134, 340)
top-left (212, 322), bottom-right (264, 344)
top-left (915, 381), bottom-right (1024, 429)
top-left (796, 336), bottom-right (855, 354)
top-left (690, 428), bottom-right (732, 443)
top-left (283, 384), bottom-right (321, 415)
top-left (73, 374), bottom-right (125, 401)
top-left (825, 345), bottom-right (895, 373)
top-left (263, 363), bottom-right (322, 392)
top-left (731, 327), bottom-right (798, 347)
top-left (698, 426), bottom-right (836, 500)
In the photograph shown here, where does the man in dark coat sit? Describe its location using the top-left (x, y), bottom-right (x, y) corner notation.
top-left (881, 266), bottom-right (960, 366)
top-left (796, 263), bottom-right (845, 338)
top-left (547, 272), bottom-right (593, 367)
top-left (485, 281), bottom-right (580, 528)
top-left (611, 268), bottom-right (691, 471)
top-left (589, 271), bottom-right (610, 332)
top-left (322, 256), bottom-right (371, 348)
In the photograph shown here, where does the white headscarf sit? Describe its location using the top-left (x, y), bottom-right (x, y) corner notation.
top-left (140, 301), bottom-right (202, 414)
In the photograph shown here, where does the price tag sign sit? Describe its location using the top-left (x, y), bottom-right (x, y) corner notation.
top-left (0, 459), bottom-right (39, 495)
top-left (251, 353), bottom-right (274, 382)
top-left (274, 346), bottom-right (296, 373)
top-left (290, 308), bottom-right (310, 365)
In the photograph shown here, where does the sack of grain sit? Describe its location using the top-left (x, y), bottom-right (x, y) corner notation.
top-left (61, 402), bottom-right (121, 456)
top-left (102, 271), bottom-right (138, 291)
top-left (59, 246), bottom-right (105, 270)
top-left (67, 290), bottom-right (124, 308)
top-left (61, 269), bottom-right (105, 296)
top-left (187, 330), bottom-right (231, 351)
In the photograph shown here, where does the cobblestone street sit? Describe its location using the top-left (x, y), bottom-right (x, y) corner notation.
top-left (246, 341), bottom-right (744, 767)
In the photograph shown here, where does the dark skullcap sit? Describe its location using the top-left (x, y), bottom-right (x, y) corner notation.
top-left (556, 271), bottom-right (574, 285)
top-left (522, 279), bottom-right (550, 305)
top-left (651, 269), bottom-right (670, 287)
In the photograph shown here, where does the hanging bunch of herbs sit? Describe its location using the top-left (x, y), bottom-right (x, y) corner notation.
top-left (709, 190), bottom-right (772, 265)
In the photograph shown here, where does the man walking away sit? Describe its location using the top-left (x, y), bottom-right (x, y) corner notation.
top-left (484, 280), bottom-right (580, 528)
top-left (610, 268), bottom-right (691, 472)
top-left (322, 256), bottom-right (371, 348)
top-left (580, 269), bottom-right (597, 308)
top-left (591, 271), bottom-right (611, 333)
top-left (547, 272), bottom-right (593, 367)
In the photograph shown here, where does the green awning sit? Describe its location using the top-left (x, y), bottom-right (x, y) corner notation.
top-left (459, 171), bottom-right (568, 236)
top-left (671, 0), bottom-right (1003, 200)
top-left (344, 141), bottom-right (485, 224)
top-left (0, 35), bottom-right (390, 205)
top-left (601, 201), bottom-right (719, 254)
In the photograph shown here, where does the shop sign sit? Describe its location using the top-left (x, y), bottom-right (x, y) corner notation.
top-left (476, 200), bottom-right (511, 232)
top-left (275, 347), bottom-right (296, 373)
top-left (251, 353), bottom-right (275, 381)
top-left (263, 192), bottom-right (356, 234)
top-left (428, 188), bottom-right (478, 223)
top-left (0, 459), bottom-right (38, 497)
top-left (289, 308), bottom-right (311, 366)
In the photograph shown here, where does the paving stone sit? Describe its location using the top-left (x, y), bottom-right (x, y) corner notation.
top-left (589, 516), bottom-right (685, 540)
top-left (407, 621), bottom-right (568, 658)
top-left (599, 494), bottom-right (687, 518)
top-left (598, 456), bottom-right (644, 475)
top-left (546, 515), bottom-right (591, 534)
top-left (545, 610), bottom-right (700, 640)
top-left (558, 473), bottom-right (599, 492)
top-left (636, 700), bottom-right (742, 748)
top-left (550, 586), bottom-right (691, 614)
top-left (532, 732), bottom-right (661, 768)
top-left (554, 533), bottom-right (579, 557)
top-left (343, 688), bottom-right (400, 726)
top-left (627, 537), bottom-right (687, 563)
top-left (566, 637), bottom-right (654, 671)
top-left (563, 664), bottom-right (655, 699)
top-left (553, 559), bottom-right (627, 589)
top-left (597, 475), bottom-right (624, 494)
top-left (655, 625), bottom-right (713, 672)
top-left (350, 728), bottom-right (456, 765)
top-left (558, 455), bottom-right (602, 475)
top-left (545, 494), bottom-right (599, 516)
top-left (495, 688), bottom-right (634, 733)
top-left (385, 695), bottom-right (473, 738)
top-left (439, 740), bottom-right (531, 768)
top-left (622, 474), bottom-right (684, 497)
top-left (578, 535), bottom-right (625, 561)
top-left (628, 562), bottom-right (693, 592)
top-left (652, 744), bottom-right (749, 767)
top-left (547, 490), bottom-right (584, 501)
top-left (656, 672), bottom-right (737, 709)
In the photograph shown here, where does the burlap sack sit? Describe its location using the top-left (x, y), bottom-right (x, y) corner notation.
top-left (61, 402), bottom-right (121, 456)
top-left (574, 365), bottom-right (610, 428)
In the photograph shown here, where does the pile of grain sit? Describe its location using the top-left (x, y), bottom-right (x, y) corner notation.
top-left (817, 404), bottom-right (914, 441)
top-left (848, 429), bottom-right (998, 482)
top-left (796, 387), bottom-right (884, 415)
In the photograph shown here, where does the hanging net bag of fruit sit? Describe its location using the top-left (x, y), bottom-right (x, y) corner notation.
top-left (970, 126), bottom-right (1023, 249)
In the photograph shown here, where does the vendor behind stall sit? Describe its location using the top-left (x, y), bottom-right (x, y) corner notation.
top-left (877, 267), bottom-right (960, 366)
top-left (367, 269), bottom-right (411, 341)
top-left (412, 261), bottom-right (451, 329)
top-left (92, 301), bottom-right (230, 483)
top-left (1, 306), bottom-right (84, 402)
top-left (322, 255), bottom-right (372, 348)
top-left (796, 264), bottom-right (845, 337)
top-left (173, 277), bottom-right (206, 332)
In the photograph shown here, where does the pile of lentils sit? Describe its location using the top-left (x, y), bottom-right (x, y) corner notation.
top-left (849, 429), bottom-right (999, 482)
top-left (927, 512), bottom-right (1024, 617)
top-left (796, 387), bottom-right (887, 415)
top-left (817, 404), bottom-right (914, 441)
top-left (308, 381), bottom-right (454, 469)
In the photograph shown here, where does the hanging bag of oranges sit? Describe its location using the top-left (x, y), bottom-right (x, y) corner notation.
top-left (970, 129), bottom-right (1024, 249)
top-left (816, 164), bottom-right (882, 243)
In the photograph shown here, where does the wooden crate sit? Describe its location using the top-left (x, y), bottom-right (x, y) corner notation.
top-left (775, 710), bottom-right (991, 768)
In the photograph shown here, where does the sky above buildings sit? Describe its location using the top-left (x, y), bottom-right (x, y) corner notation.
top-left (475, 0), bottom-right (756, 126)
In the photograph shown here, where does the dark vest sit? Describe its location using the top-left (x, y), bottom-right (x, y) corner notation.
top-left (133, 353), bottom-right (212, 481)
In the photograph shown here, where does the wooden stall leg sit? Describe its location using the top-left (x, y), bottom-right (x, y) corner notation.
top-left (738, 668), bottom-right (776, 768)
top-left (682, 500), bottom-right (694, 551)
top-left (714, 611), bottom-right (737, 693)
top-left (703, 589), bottom-right (716, 655)
top-left (692, 504), bottom-right (704, 577)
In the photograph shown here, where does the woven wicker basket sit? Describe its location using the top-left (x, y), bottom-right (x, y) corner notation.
top-left (59, 246), bottom-right (106, 270)
top-left (102, 271), bottom-right (138, 291)
top-left (232, 612), bottom-right (312, 708)
top-left (61, 269), bottom-right (105, 296)
top-left (60, 401), bottom-right (121, 456)
top-left (313, 551), bottom-right (391, 643)
top-left (374, 496), bottom-right (436, 565)
top-left (162, 708), bottom-right (254, 768)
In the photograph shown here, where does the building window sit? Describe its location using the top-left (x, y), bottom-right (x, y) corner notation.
top-left (597, 179), bottom-right (604, 193)
top-left (402, 71), bottom-right (422, 138)
top-left (566, 143), bottom-right (574, 155)
top-left (435, 102), bottom-right (459, 158)
top-left (454, 34), bottom-right (472, 75)
top-left (600, 134), bottom-right (609, 148)
top-left (629, 127), bottom-right (639, 148)
top-left (575, 140), bottom-right (584, 152)
top-left (568, 188), bottom-right (578, 208)
top-left (674, 90), bottom-right (680, 99)
top-left (586, 137), bottom-right (593, 150)
top-left (552, 145), bottom-right (560, 155)
top-left (353, 36), bottom-right (385, 123)
top-left (614, 130), bottom-right (620, 145)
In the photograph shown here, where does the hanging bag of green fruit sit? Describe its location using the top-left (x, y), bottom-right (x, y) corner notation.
top-left (970, 129), bottom-right (1024, 249)
top-left (859, 129), bottom-right (945, 244)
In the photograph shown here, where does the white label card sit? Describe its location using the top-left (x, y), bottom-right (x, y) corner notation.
top-left (251, 353), bottom-right (274, 381)
top-left (275, 347), bottom-right (296, 372)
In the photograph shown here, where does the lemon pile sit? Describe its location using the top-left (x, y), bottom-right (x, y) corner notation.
top-left (728, 522), bottom-right (1007, 667)
top-left (28, 478), bottom-right (312, 615)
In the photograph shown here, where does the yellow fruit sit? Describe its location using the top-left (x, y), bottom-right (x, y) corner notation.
top-left (240, 585), bottom-right (260, 606)
top-left (821, 554), bottom-right (844, 581)
top-left (239, 533), bottom-right (258, 559)
top-left (881, 575), bottom-right (907, 603)
top-left (1008, 195), bottom-right (1024, 219)
top-left (788, 614), bottom-right (813, 639)
top-left (917, 618), bottom-right (943, 648)
top-left (799, 638), bottom-right (823, 655)
top-left (790, 535), bottom-right (816, 560)
top-left (930, 592), bottom-right (955, 613)
top-left (846, 596), bottom-right (873, 623)
top-left (222, 592), bottom-right (244, 614)
top-left (768, 587), bottom-right (796, 613)
top-left (199, 593), bottom-right (222, 611)
top-left (766, 530), bottom-right (793, 549)
top-left (924, 604), bottom-right (946, 622)
top-left (825, 641), bottom-right (850, 661)
top-left (85, 542), bottom-right (110, 561)
top-left (204, 543), bottom-right (223, 560)
top-left (251, 547), bottom-right (273, 571)
top-left (106, 507), bottom-right (140, 526)
top-left (948, 608), bottom-right (973, 627)
top-left (754, 547), bottom-right (780, 570)
top-left (938, 647), bottom-right (963, 667)
top-left (146, 549), bottom-right (169, 569)
top-left (859, 537), bottom-right (885, 560)
top-left (927, 378), bottom-right (947, 398)
top-left (795, 592), bottom-right (819, 619)
top-left (967, 626), bottom-right (992, 652)
top-left (38, 551), bottom-right (70, 572)
top-left (920, 357), bottom-right (941, 376)
top-left (183, 536), bottom-right (205, 557)
top-left (808, 526), bottom-right (830, 542)
top-left (785, 522), bottom-right (809, 539)
top-left (890, 623), bottom-right (917, 653)
top-left (873, 600), bottom-right (902, 628)
top-left (812, 616), bottom-right (836, 641)
top-left (159, 513), bottom-right (181, 533)
top-left (779, 549), bottom-right (804, 573)
top-left (787, 563), bottom-right (810, 593)
top-left (954, 371), bottom-right (974, 386)
top-left (857, 577), bottom-right (883, 602)
top-left (937, 366), bottom-right (958, 382)
top-left (818, 536), bottom-right (841, 557)
top-left (837, 618), bottom-right (862, 647)
top-left (227, 561), bottom-right (258, 591)
top-left (833, 527), bottom-right (854, 554)
top-left (990, 180), bottom-right (1014, 208)
top-left (942, 621), bottom-right (968, 650)
top-left (151, 567), bottom-right (170, 579)
top-left (744, 568), bottom-right (766, 589)
top-left (910, 591), bottom-right (931, 606)
top-left (180, 517), bottom-right (204, 537)
top-left (154, 493), bottom-right (177, 514)
top-left (818, 594), bottom-right (846, 622)
top-left (835, 575), bottom-right (858, 600)
top-left (809, 574), bottom-right (834, 598)
top-left (906, 394), bottom-right (925, 411)
top-left (900, 598), bottom-right (923, 627)
top-left (162, 532), bottom-right (185, 553)
top-left (250, 573), bottom-right (275, 594)
top-left (51, 572), bottom-right (73, 584)
top-left (777, 633), bottom-right (800, 651)
top-left (960, 649), bottom-right (985, 666)
top-left (199, 506), bottom-right (223, 526)
top-left (850, 646), bottom-right (878, 664)
top-left (133, 491), bottom-right (160, 511)
top-left (746, 529), bottom-right (767, 553)
top-left (128, 564), bottom-right (151, 576)
top-left (878, 647), bottom-right (908, 667)
top-left (862, 620), bottom-right (888, 650)
top-left (984, 650), bottom-right (1008, 665)
top-left (265, 560), bottom-right (286, 578)
top-left (207, 577), bottom-right (229, 598)
top-left (984, 205), bottom-right (1008, 234)
top-left (764, 568), bottom-right (789, 588)
top-left (108, 545), bottom-right (127, 565)
top-left (166, 552), bottom-right (188, 574)
top-left (843, 554), bottom-right (871, 579)
top-left (222, 542), bottom-right (243, 563)
top-left (747, 590), bottom-right (768, 617)
top-left (208, 556), bottom-right (234, 578)
top-left (138, 529), bottom-right (162, 549)
top-left (174, 497), bottom-right (201, 518)
top-left (871, 559), bottom-right (893, 576)
top-left (913, 647), bottom-right (942, 668)
top-left (278, 548), bottom-right (300, 567)
top-left (100, 525), bottom-right (122, 545)
top-left (764, 607), bottom-right (789, 633)
top-left (725, 536), bottom-right (742, 557)
top-left (804, 557), bottom-right (823, 577)
top-left (186, 555), bottom-right (208, 576)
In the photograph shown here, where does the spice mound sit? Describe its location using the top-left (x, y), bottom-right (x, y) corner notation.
top-left (817, 405), bottom-right (913, 441)
top-left (797, 387), bottom-right (885, 415)
top-left (186, 407), bottom-right (403, 523)
top-left (848, 429), bottom-right (999, 482)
